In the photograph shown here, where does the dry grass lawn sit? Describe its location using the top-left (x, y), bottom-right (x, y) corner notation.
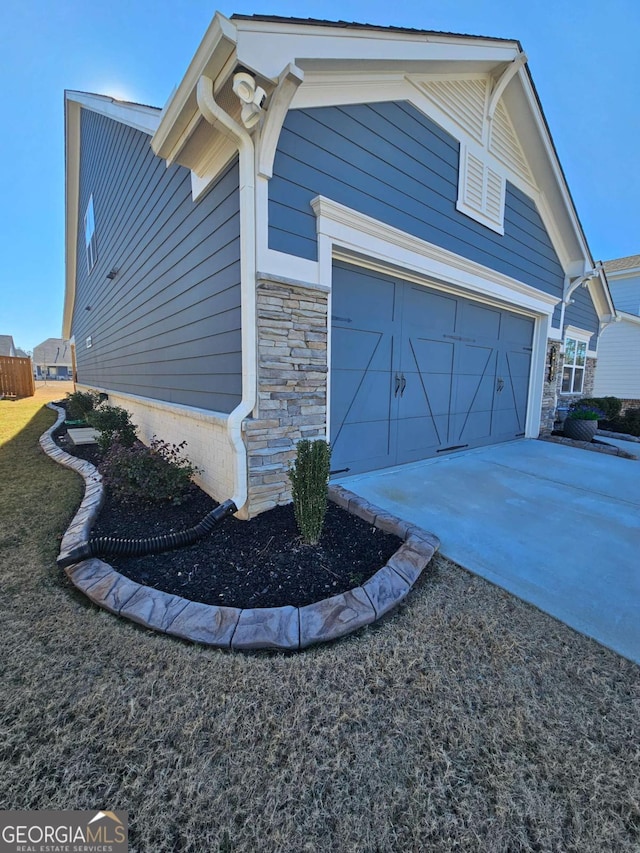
top-left (1, 386), bottom-right (639, 852)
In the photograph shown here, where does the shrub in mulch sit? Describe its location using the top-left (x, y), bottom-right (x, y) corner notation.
top-left (52, 401), bottom-right (402, 609)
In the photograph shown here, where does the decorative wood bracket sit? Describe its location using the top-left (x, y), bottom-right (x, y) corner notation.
top-left (257, 62), bottom-right (304, 179)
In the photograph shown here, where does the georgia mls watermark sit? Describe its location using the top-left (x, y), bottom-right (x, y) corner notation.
top-left (0, 811), bottom-right (128, 853)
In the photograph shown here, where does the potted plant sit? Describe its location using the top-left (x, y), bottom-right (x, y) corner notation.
top-left (563, 403), bottom-right (604, 442)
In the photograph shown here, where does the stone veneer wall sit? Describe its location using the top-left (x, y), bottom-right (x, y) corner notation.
top-left (539, 343), bottom-right (597, 434)
top-left (539, 340), bottom-right (561, 434)
top-left (244, 276), bottom-right (329, 518)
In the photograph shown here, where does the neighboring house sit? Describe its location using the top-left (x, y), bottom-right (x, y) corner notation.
top-left (33, 338), bottom-right (73, 379)
top-left (63, 13), bottom-right (614, 518)
top-left (593, 254), bottom-right (640, 410)
top-left (0, 336), bottom-right (17, 357)
top-left (15, 348), bottom-right (29, 359)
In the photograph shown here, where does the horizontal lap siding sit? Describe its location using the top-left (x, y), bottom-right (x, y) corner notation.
top-left (609, 277), bottom-right (640, 315)
top-left (564, 284), bottom-right (600, 345)
top-left (593, 320), bottom-right (640, 398)
top-left (269, 101), bottom-right (565, 317)
top-left (72, 109), bottom-right (242, 413)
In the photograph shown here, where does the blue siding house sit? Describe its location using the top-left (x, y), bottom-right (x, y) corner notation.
top-left (64, 13), bottom-right (614, 517)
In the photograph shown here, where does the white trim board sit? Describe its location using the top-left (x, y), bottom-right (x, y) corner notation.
top-left (311, 195), bottom-right (559, 316)
top-left (65, 91), bottom-right (161, 136)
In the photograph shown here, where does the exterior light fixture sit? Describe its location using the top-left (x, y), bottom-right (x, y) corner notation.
top-left (232, 71), bottom-right (266, 129)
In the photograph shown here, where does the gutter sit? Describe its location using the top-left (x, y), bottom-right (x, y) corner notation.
top-left (196, 74), bottom-right (256, 516)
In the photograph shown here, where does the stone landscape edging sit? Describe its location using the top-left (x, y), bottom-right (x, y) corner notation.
top-left (538, 434), bottom-right (638, 460)
top-left (43, 403), bottom-right (440, 651)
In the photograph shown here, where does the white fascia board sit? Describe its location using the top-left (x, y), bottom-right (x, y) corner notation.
top-left (617, 310), bottom-right (640, 327)
top-left (235, 23), bottom-right (519, 81)
top-left (151, 13), bottom-right (238, 159)
top-left (311, 195), bottom-right (559, 316)
top-left (606, 266), bottom-right (640, 280)
top-left (65, 91), bottom-right (160, 135)
top-left (515, 70), bottom-right (593, 267)
top-left (63, 100), bottom-right (81, 339)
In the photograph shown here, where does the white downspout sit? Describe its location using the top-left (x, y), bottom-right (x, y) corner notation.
top-left (196, 74), bottom-right (256, 516)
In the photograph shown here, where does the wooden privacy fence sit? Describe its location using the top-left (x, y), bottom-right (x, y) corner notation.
top-left (0, 356), bottom-right (35, 398)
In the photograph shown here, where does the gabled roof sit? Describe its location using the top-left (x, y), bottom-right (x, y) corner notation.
top-left (0, 335), bottom-right (16, 357)
top-left (33, 338), bottom-right (72, 366)
top-left (603, 254), bottom-right (640, 274)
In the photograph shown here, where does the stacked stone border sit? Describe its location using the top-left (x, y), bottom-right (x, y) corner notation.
top-left (42, 404), bottom-right (439, 651)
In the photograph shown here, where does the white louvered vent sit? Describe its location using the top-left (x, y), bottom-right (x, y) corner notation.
top-left (489, 99), bottom-right (535, 186)
top-left (417, 77), bottom-right (487, 142)
top-left (457, 144), bottom-right (506, 234)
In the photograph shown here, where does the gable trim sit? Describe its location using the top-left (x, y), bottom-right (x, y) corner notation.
top-left (65, 91), bottom-right (161, 135)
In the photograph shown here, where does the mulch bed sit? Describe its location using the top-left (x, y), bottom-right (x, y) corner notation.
top-left (51, 404), bottom-right (401, 609)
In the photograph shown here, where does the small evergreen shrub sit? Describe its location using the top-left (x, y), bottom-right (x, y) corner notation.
top-left (288, 439), bottom-right (331, 545)
top-left (66, 389), bottom-right (101, 421)
top-left (578, 396), bottom-right (622, 421)
top-left (87, 404), bottom-right (137, 451)
top-left (99, 437), bottom-right (200, 505)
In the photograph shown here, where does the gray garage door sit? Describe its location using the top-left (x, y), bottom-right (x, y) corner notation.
top-left (330, 262), bottom-right (534, 475)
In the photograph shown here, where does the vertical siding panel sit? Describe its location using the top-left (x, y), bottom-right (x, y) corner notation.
top-left (72, 109), bottom-right (242, 413)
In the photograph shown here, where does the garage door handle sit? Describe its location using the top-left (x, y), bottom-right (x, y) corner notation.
top-left (496, 377), bottom-right (504, 393)
top-left (394, 373), bottom-right (401, 397)
top-left (400, 374), bottom-right (407, 396)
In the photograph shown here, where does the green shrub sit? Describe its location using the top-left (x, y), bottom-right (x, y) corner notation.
top-left (99, 437), bottom-right (200, 505)
top-left (65, 389), bottom-right (101, 421)
top-left (567, 403), bottom-right (604, 421)
top-left (578, 396), bottom-right (622, 421)
top-left (87, 404), bottom-right (137, 452)
top-left (288, 439), bottom-right (331, 545)
top-left (621, 408), bottom-right (640, 437)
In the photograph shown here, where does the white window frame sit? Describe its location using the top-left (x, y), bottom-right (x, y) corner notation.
top-left (84, 195), bottom-right (97, 273)
top-left (561, 334), bottom-right (589, 394)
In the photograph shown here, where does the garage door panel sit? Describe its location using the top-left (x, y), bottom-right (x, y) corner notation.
top-left (492, 407), bottom-right (525, 437)
top-left (331, 263), bottom-right (534, 474)
top-left (397, 414), bottom-right (446, 459)
top-left (332, 420), bottom-right (395, 470)
top-left (331, 327), bottom-right (392, 372)
top-left (332, 368), bottom-right (393, 425)
top-left (458, 302), bottom-right (501, 340)
top-left (500, 313), bottom-right (534, 345)
top-left (455, 344), bottom-right (497, 377)
top-left (405, 336), bottom-right (455, 375)
top-left (401, 372), bottom-right (454, 418)
top-left (404, 286), bottom-right (458, 333)
top-left (332, 264), bottom-right (397, 325)
top-left (451, 410), bottom-right (493, 444)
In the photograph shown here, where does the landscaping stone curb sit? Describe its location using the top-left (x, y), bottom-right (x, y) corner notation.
top-left (597, 428), bottom-right (640, 444)
top-left (42, 404), bottom-right (440, 650)
top-left (538, 434), bottom-right (638, 460)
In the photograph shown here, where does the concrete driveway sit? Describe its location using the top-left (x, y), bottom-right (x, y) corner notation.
top-left (336, 440), bottom-right (640, 663)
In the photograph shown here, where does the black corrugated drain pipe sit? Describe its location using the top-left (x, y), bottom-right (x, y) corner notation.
top-left (57, 499), bottom-right (237, 569)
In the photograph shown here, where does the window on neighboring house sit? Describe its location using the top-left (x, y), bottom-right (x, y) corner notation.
top-left (561, 337), bottom-right (587, 393)
top-left (84, 195), bottom-right (97, 272)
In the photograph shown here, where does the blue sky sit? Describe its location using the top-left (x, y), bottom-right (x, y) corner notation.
top-left (1, 0), bottom-right (638, 353)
